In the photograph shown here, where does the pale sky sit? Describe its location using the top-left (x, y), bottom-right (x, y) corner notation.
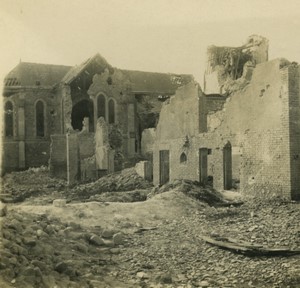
top-left (1, 0), bottom-right (300, 86)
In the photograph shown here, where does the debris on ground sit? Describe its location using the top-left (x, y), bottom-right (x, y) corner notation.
top-left (149, 179), bottom-right (242, 206)
top-left (0, 167), bottom-right (152, 204)
top-left (1, 168), bottom-right (300, 287)
top-left (200, 234), bottom-right (300, 256)
top-left (69, 168), bottom-right (153, 201)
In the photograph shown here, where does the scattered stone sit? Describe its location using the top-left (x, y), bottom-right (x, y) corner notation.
top-left (0, 202), bottom-right (7, 217)
top-left (136, 271), bottom-right (149, 279)
top-left (89, 235), bottom-right (105, 246)
top-left (36, 229), bottom-right (48, 238)
top-left (53, 199), bottom-right (67, 207)
top-left (102, 229), bottom-right (115, 239)
top-left (199, 280), bottom-right (210, 287)
top-left (23, 237), bottom-right (36, 247)
top-left (8, 219), bottom-right (22, 233)
top-left (113, 232), bottom-right (124, 245)
top-left (73, 242), bottom-right (89, 253)
top-left (55, 261), bottom-right (68, 273)
top-left (158, 273), bottom-right (173, 284)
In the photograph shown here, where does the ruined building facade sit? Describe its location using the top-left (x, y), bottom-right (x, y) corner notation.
top-left (2, 54), bottom-right (192, 181)
top-left (148, 36), bottom-right (300, 200)
top-left (3, 35), bottom-right (300, 200)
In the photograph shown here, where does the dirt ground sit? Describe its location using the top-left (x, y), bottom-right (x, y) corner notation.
top-left (0, 168), bottom-right (300, 288)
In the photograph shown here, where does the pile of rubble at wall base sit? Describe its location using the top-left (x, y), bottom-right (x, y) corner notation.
top-left (149, 179), bottom-right (237, 206)
top-left (1, 167), bottom-right (67, 203)
top-left (69, 168), bottom-right (153, 201)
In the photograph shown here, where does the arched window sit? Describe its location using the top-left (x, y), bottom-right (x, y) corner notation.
top-left (4, 101), bottom-right (13, 137)
top-left (108, 99), bottom-right (115, 124)
top-left (97, 94), bottom-right (106, 119)
top-left (180, 152), bottom-right (187, 163)
top-left (36, 101), bottom-right (45, 137)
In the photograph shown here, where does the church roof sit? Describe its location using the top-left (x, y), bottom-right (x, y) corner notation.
top-left (3, 54), bottom-right (193, 94)
top-left (4, 62), bottom-right (71, 87)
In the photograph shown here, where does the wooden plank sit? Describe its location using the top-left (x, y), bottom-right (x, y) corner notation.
top-left (200, 234), bottom-right (300, 256)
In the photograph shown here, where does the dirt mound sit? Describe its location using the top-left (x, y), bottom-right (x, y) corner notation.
top-left (69, 168), bottom-right (153, 201)
top-left (149, 179), bottom-right (228, 206)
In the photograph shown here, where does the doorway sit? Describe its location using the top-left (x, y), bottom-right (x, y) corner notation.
top-left (223, 142), bottom-right (232, 190)
top-left (159, 150), bottom-right (170, 185)
top-left (199, 148), bottom-right (208, 185)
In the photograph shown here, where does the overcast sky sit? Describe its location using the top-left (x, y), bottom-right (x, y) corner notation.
top-left (1, 0), bottom-right (300, 85)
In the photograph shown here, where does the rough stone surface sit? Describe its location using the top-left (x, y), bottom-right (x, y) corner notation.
top-left (89, 235), bottom-right (105, 246)
top-left (53, 199), bottom-right (67, 207)
top-left (113, 232), bottom-right (124, 245)
top-left (0, 202), bottom-right (7, 217)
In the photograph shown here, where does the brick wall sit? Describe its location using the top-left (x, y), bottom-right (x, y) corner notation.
top-left (153, 59), bottom-right (295, 199)
top-left (288, 66), bottom-right (300, 200)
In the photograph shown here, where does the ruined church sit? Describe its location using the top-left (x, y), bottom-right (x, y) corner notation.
top-left (2, 54), bottom-right (192, 180)
top-left (2, 35), bottom-right (300, 200)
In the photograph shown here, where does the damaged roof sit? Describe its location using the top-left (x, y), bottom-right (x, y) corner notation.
top-left (122, 70), bottom-right (193, 94)
top-left (4, 62), bottom-right (71, 87)
top-left (3, 53), bottom-right (193, 94)
top-left (62, 53), bottom-right (113, 85)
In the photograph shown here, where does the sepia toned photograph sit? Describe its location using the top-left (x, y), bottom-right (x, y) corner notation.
top-left (0, 0), bottom-right (300, 287)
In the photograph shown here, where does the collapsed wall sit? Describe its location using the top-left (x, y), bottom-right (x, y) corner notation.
top-left (204, 35), bottom-right (268, 95)
top-left (152, 56), bottom-right (300, 200)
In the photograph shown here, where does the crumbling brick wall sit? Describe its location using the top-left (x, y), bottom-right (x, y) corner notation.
top-left (288, 66), bottom-right (300, 200)
top-left (153, 58), bottom-right (298, 200)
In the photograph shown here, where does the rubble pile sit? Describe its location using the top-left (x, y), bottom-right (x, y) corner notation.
top-left (1, 167), bottom-right (299, 287)
top-left (0, 192), bottom-right (299, 287)
top-left (69, 168), bottom-right (152, 201)
top-left (0, 210), bottom-right (128, 288)
top-left (1, 167), bottom-right (66, 203)
top-left (114, 200), bottom-right (300, 287)
top-left (88, 190), bottom-right (149, 203)
top-left (1, 167), bottom-right (152, 204)
top-left (149, 179), bottom-right (229, 206)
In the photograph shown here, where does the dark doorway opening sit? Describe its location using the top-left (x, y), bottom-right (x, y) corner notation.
top-left (71, 100), bottom-right (94, 132)
top-left (159, 150), bottom-right (170, 185)
top-left (199, 148), bottom-right (208, 185)
top-left (223, 142), bottom-right (232, 190)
